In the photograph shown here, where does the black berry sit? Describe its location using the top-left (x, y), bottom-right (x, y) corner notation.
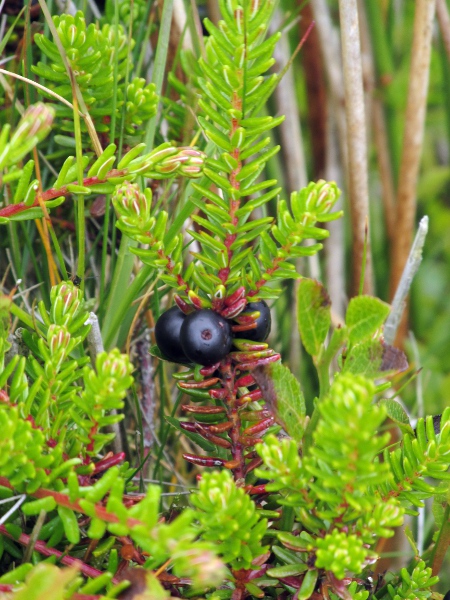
top-left (155, 306), bottom-right (189, 364)
top-left (241, 300), bottom-right (271, 341)
top-left (180, 309), bottom-right (232, 366)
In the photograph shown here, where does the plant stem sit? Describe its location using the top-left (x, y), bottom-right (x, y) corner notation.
top-left (0, 523), bottom-right (117, 583)
top-left (144, 0), bottom-right (175, 152)
top-left (389, 0), bottom-right (435, 337)
top-left (430, 503), bottom-right (450, 576)
top-left (338, 0), bottom-right (373, 296)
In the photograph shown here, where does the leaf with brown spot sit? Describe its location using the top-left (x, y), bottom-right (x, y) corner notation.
top-left (342, 339), bottom-right (408, 377)
top-left (253, 362), bottom-right (306, 444)
top-left (297, 278), bottom-right (331, 358)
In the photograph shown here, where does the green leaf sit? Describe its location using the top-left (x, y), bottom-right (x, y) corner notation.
top-left (57, 506), bottom-right (80, 544)
top-left (297, 569), bottom-right (319, 600)
top-left (343, 340), bottom-right (408, 377)
top-left (346, 296), bottom-right (390, 345)
top-left (297, 279), bottom-right (331, 358)
top-left (165, 416), bottom-right (216, 452)
top-left (379, 398), bottom-right (415, 435)
top-left (253, 362), bottom-right (306, 444)
top-left (267, 564), bottom-right (308, 578)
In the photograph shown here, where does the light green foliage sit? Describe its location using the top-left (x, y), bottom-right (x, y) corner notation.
top-left (380, 407), bottom-right (450, 512)
top-left (0, 404), bottom-right (57, 492)
top-left (346, 295), bottom-right (390, 346)
top-left (315, 530), bottom-right (367, 580)
top-left (0, 281), bottom-right (225, 590)
top-left (388, 561), bottom-right (439, 600)
top-left (0, 139), bottom-right (205, 224)
top-left (104, 0), bottom-right (148, 26)
top-left (0, 103), bottom-right (54, 172)
top-left (6, 563), bottom-right (80, 599)
top-left (0, 282), bottom-right (133, 487)
top-left (124, 78), bottom-right (158, 135)
top-left (191, 470), bottom-right (268, 570)
top-left (116, 4), bottom-right (344, 301)
top-left (72, 349), bottom-right (133, 454)
top-left (32, 11), bottom-right (157, 141)
top-left (298, 279), bottom-right (407, 385)
top-left (256, 374), bottom-right (405, 579)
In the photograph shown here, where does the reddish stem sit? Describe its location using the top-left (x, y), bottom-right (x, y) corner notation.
top-left (0, 477), bottom-right (142, 530)
top-left (0, 170), bottom-right (127, 219)
top-left (0, 524), bottom-right (120, 585)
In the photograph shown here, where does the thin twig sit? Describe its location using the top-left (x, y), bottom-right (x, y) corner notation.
top-left (135, 329), bottom-right (156, 458)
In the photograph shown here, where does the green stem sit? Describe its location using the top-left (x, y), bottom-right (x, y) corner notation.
top-left (108, 0), bottom-right (120, 145)
top-left (73, 94), bottom-right (85, 289)
top-left (10, 302), bottom-right (45, 334)
top-left (144, 0), bottom-right (174, 151)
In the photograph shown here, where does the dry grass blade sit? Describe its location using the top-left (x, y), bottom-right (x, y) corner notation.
top-left (436, 0), bottom-right (450, 61)
top-left (338, 0), bottom-right (373, 296)
top-left (389, 0), bottom-right (435, 342)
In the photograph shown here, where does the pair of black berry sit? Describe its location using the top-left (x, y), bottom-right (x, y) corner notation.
top-left (155, 300), bottom-right (271, 367)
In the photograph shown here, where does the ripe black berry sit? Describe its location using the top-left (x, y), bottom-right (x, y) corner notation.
top-left (241, 300), bottom-right (271, 341)
top-left (155, 306), bottom-right (189, 364)
top-left (180, 309), bottom-right (232, 366)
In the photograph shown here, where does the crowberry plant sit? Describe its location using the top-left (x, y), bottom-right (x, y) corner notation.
top-left (0, 0), bottom-right (449, 599)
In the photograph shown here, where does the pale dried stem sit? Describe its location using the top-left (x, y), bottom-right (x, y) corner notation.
top-left (390, 0), bottom-right (435, 312)
top-left (310, 0), bottom-right (347, 165)
top-left (357, 1), bottom-right (396, 243)
top-left (309, 0), bottom-right (346, 315)
top-left (86, 312), bottom-right (124, 456)
top-left (272, 15), bottom-right (307, 194)
top-left (271, 10), bottom-right (311, 372)
top-left (338, 0), bottom-right (373, 296)
top-left (325, 108), bottom-right (346, 322)
top-left (372, 99), bottom-right (397, 242)
top-left (436, 0), bottom-right (450, 61)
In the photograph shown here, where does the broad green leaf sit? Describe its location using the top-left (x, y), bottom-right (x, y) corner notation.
top-left (297, 278), bottom-right (331, 358)
top-left (253, 362), bottom-right (306, 443)
top-left (378, 399), bottom-right (414, 435)
top-left (346, 296), bottom-right (390, 345)
top-left (343, 340), bottom-right (408, 377)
